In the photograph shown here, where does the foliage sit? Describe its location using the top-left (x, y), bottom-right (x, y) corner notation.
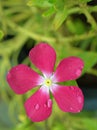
top-left (0, 0), bottom-right (97, 129)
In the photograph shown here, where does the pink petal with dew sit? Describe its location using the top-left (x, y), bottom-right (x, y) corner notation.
top-left (24, 86), bottom-right (52, 122)
top-left (7, 64), bottom-right (43, 94)
top-left (51, 85), bottom-right (84, 113)
top-left (52, 56), bottom-right (84, 82)
top-left (29, 43), bottom-right (56, 77)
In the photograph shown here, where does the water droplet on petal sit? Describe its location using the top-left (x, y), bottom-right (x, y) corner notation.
top-left (69, 86), bottom-right (75, 90)
top-left (81, 64), bottom-right (84, 69)
top-left (77, 110), bottom-right (81, 112)
top-left (77, 96), bottom-right (82, 103)
top-left (44, 104), bottom-right (47, 108)
top-left (70, 107), bottom-right (73, 110)
top-left (76, 69), bottom-right (81, 76)
top-left (47, 99), bottom-right (52, 108)
top-left (35, 104), bottom-right (40, 110)
top-left (44, 99), bottom-right (52, 108)
top-left (16, 68), bottom-right (18, 70)
top-left (8, 72), bottom-right (11, 78)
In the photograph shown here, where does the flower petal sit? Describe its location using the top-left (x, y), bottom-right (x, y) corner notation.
top-left (51, 85), bottom-right (84, 113)
top-left (52, 56), bottom-right (84, 82)
top-left (29, 43), bottom-right (56, 77)
top-left (7, 64), bottom-right (43, 94)
top-left (24, 86), bottom-right (52, 122)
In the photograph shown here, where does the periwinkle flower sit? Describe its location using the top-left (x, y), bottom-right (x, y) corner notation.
top-left (7, 43), bottom-right (84, 122)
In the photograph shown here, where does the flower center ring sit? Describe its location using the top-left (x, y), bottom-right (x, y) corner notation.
top-left (44, 79), bottom-right (52, 87)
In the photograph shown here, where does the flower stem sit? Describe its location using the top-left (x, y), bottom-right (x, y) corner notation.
top-left (44, 120), bottom-right (50, 130)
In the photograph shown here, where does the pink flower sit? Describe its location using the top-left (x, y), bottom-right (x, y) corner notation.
top-left (7, 43), bottom-right (84, 122)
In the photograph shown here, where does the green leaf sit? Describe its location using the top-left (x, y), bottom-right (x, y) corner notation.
top-left (66, 19), bottom-right (86, 35)
top-left (64, 80), bottom-right (78, 86)
top-left (0, 30), bottom-right (4, 40)
top-left (52, 8), bottom-right (68, 30)
top-left (82, 118), bottom-right (97, 130)
top-left (42, 6), bottom-right (56, 17)
top-left (79, 0), bottom-right (92, 3)
top-left (27, 0), bottom-right (52, 7)
top-left (53, 0), bottom-right (65, 10)
top-left (77, 51), bottom-right (97, 74)
top-left (0, 100), bottom-right (14, 128)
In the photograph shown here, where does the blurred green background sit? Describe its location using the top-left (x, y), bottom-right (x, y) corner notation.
top-left (0, 0), bottom-right (97, 130)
